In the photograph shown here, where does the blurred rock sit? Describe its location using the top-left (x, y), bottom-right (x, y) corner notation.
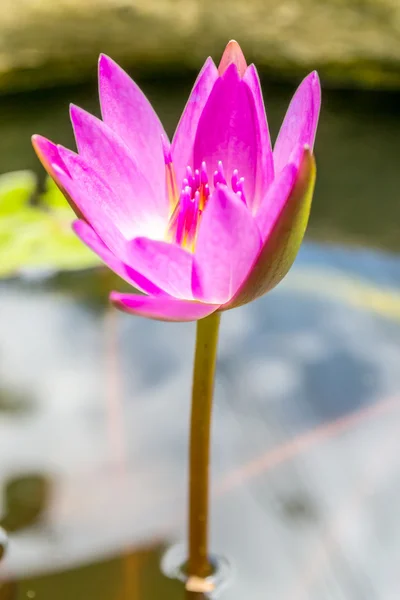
top-left (0, 474), bottom-right (51, 533)
top-left (1, 0), bottom-right (400, 93)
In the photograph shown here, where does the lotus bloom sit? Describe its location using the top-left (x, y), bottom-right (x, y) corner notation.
top-left (32, 41), bottom-right (320, 322)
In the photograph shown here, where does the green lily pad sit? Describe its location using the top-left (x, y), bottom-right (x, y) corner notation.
top-left (0, 171), bottom-right (37, 216)
top-left (0, 171), bottom-right (100, 278)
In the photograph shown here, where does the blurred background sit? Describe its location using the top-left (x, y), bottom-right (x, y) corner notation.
top-left (1, 1), bottom-right (400, 599)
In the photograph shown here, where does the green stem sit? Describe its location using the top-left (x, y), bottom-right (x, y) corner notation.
top-left (187, 311), bottom-right (221, 580)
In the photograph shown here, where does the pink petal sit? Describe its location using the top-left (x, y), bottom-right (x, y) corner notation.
top-left (172, 57), bottom-right (218, 186)
top-left (273, 71), bottom-right (321, 175)
top-left (218, 40), bottom-right (247, 78)
top-left (256, 143), bottom-right (306, 241)
top-left (70, 105), bottom-right (168, 223)
top-left (227, 148), bottom-right (316, 309)
top-left (31, 135), bottom-right (85, 219)
top-left (110, 292), bottom-right (220, 322)
top-left (193, 64), bottom-right (260, 206)
top-left (192, 185), bottom-right (261, 304)
top-left (256, 161), bottom-right (298, 242)
top-left (73, 220), bottom-right (164, 296)
top-left (127, 237), bottom-right (194, 299)
top-left (54, 148), bottom-right (133, 260)
top-left (98, 54), bottom-right (167, 200)
top-left (32, 134), bottom-right (69, 178)
top-left (243, 65), bottom-right (274, 211)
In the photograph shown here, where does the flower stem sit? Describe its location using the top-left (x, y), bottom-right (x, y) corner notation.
top-left (187, 311), bottom-right (221, 580)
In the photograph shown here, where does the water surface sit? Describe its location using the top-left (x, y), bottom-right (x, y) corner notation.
top-left (0, 73), bottom-right (400, 599)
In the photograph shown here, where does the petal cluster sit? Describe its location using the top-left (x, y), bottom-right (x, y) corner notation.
top-left (32, 41), bottom-right (320, 322)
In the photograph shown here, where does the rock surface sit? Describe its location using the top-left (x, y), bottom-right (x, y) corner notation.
top-left (1, 0), bottom-right (400, 92)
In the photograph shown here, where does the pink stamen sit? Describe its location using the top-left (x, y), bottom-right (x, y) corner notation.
top-left (231, 169), bottom-right (239, 193)
top-left (213, 161), bottom-right (227, 187)
top-left (185, 166), bottom-right (194, 190)
top-left (194, 169), bottom-right (200, 190)
top-left (186, 191), bottom-right (201, 249)
top-left (236, 176), bottom-right (247, 205)
top-left (168, 159), bottom-right (247, 249)
top-left (200, 162), bottom-right (208, 185)
top-left (185, 196), bottom-right (196, 233)
top-left (176, 187), bottom-right (191, 245)
top-left (218, 161), bottom-right (226, 184)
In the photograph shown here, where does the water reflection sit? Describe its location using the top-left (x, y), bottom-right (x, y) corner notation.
top-left (0, 529), bottom-right (15, 600)
top-left (0, 389), bottom-right (33, 416)
top-left (10, 543), bottom-right (183, 600)
top-left (0, 240), bottom-right (399, 598)
top-left (162, 545), bottom-right (231, 599)
top-left (0, 474), bottom-right (51, 533)
top-left (0, 582), bottom-right (16, 600)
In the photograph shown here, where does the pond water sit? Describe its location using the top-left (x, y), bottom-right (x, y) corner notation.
top-left (0, 72), bottom-right (400, 600)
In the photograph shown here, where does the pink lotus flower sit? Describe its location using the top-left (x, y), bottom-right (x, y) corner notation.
top-left (32, 41), bottom-right (320, 322)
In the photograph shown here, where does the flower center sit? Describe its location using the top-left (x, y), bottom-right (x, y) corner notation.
top-left (164, 147), bottom-right (247, 252)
